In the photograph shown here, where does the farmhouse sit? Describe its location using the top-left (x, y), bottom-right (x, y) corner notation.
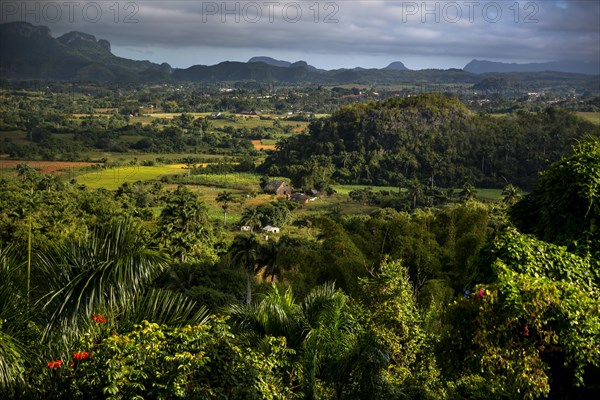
top-left (262, 180), bottom-right (292, 196)
top-left (262, 225), bottom-right (280, 234)
top-left (290, 193), bottom-right (310, 205)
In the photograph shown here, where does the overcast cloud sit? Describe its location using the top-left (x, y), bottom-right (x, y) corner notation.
top-left (1, 0), bottom-right (598, 70)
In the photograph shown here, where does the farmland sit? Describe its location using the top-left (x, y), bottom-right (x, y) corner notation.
top-left (0, 160), bottom-right (101, 175)
top-left (74, 165), bottom-right (188, 189)
top-left (577, 111), bottom-right (600, 125)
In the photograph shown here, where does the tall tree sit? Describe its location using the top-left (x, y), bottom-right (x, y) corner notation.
top-left (229, 234), bottom-right (261, 304)
top-left (501, 183), bottom-right (521, 206)
top-left (157, 185), bottom-right (216, 262)
top-left (215, 191), bottom-right (234, 225)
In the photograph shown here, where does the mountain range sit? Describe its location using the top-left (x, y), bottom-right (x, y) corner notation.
top-left (464, 59), bottom-right (599, 76)
top-left (0, 22), bottom-right (598, 85)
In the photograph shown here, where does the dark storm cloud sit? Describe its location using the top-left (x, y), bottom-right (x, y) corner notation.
top-left (1, 0), bottom-right (598, 68)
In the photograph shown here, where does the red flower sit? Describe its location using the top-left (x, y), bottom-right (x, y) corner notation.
top-left (47, 359), bottom-right (62, 369)
top-left (475, 289), bottom-right (486, 300)
top-left (70, 361), bottom-right (75, 367)
top-left (93, 314), bottom-right (107, 323)
top-left (73, 351), bottom-right (90, 361)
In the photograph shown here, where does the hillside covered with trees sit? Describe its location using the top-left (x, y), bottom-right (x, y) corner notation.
top-left (262, 94), bottom-right (596, 190)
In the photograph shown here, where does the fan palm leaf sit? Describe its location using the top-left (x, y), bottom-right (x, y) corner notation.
top-left (118, 288), bottom-right (210, 328)
top-left (35, 220), bottom-right (168, 346)
top-left (0, 246), bottom-right (29, 391)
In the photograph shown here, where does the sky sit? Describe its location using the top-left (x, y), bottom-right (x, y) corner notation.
top-left (1, 0), bottom-right (599, 70)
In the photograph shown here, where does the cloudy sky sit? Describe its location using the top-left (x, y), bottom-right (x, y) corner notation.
top-left (2, 0), bottom-right (599, 70)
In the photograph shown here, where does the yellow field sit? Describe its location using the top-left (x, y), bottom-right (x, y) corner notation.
top-left (577, 112), bottom-right (600, 125)
top-left (251, 140), bottom-right (277, 150)
top-left (74, 165), bottom-right (188, 189)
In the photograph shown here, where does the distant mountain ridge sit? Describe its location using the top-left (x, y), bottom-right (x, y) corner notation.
top-left (465, 59), bottom-right (600, 76)
top-left (0, 21), bottom-right (171, 81)
top-left (384, 61), bottom-right (409, 71)
top-left (1, 22), bottom-right (598, 85)
top-left (248, 56), bottom-right (318, 71)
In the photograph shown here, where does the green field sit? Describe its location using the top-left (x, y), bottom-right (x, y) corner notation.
top-left (577, 112), bottom-right (600, 125)
top-left (331, 184), bottom-right (402, 195)
top-left (475, 188), bottom-right (504, 201)
top-left (74, 165), bottom-right (187, 189)
top-left (180, 173), bottom-right (278, 191)
top-left (332, 184), bottom-right (506, 201)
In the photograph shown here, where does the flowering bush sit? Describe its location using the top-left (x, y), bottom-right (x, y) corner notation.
top-left (438, 229), bottom-right (600, 399)
top-left (46, 316), bottom-right (295, 399)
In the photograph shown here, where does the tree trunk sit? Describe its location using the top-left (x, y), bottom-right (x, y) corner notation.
top-left (246, 272), bottom-right (252, 305)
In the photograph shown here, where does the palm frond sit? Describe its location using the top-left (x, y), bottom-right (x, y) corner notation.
top-left (0, 246), bottom-right (28, 391)
top-left (35, 220), bottom-right (168, 342)
top-left (301, 282), bottom-right (346, 330)
top-left (0, 330), bottom-right (26, 391)
top-left (118, 288), bottom-right (210, 328)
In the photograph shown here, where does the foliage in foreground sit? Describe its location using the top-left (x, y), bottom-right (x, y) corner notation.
top-left (45, 316), bottom-right (295, 400)
top-left (439, 229), bottom-right (600, 399)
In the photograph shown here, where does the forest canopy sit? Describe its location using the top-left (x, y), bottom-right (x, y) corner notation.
top-left (262, 94), bottom-right (597, 189)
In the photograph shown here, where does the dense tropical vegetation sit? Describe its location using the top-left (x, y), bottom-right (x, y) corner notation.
top-left (262, 94), bottom-right (596, 189)
top-left (0, 84), bottom-right (599, 398)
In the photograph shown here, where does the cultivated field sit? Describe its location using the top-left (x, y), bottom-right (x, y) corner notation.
top-left (0, 160), bottom-right (101, 175)
top-left (577, 112), bottom-right (600, 125)
top-left (251, 140), bottom-right (277, 150)
top-left (74, 165), bottom-right (188, 189)
top-left (331, 184), bottom-right (402, 195)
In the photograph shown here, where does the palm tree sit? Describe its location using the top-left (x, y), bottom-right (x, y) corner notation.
top-left (459, 182), bottom-right (477, 204)
top-left (216, 191), bottom-right (234, 225)
top-left (0, 245), bottom-right (30, 392)
top-left (502, 183), bottom-right (521, 206)
top-left (229, 234), bottom-right (261, 304)
top-left (407, 178), bottom-right (424, 210)
top-left (241, 207), bottom-right (261, 231)
top-left (229, 283), bottom-right (354, 398)
top-left (35, 220), bottom-right (169, 349)
top-left (258, 240), bottom-right (281, 282)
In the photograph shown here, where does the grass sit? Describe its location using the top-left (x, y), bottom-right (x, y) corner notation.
top-left (577, 112), bottom-right (600, 125)
top-left (74, 165), bottom-right (188, 189)
top-left (474, 188), bottom-right (505, 201)
top-left (331, 184), bottom-right (509, 202)
top-left (178, 173), bottom-right (271, 191)
top-left (331, 184), bottom-right (401, 195)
